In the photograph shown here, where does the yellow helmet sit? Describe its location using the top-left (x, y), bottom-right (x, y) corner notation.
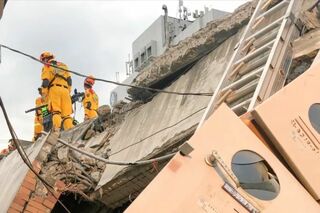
top-left (40, 51), bottom-right (54, 62)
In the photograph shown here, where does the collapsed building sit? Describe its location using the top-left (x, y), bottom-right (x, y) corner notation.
top-left (1, 0), bottom-right (320, 212)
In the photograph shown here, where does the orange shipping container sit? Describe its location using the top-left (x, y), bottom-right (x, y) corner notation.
top-left (126, 104), bottom-right (319, 212)
top-left (253, 62), bottom-right (320, 200)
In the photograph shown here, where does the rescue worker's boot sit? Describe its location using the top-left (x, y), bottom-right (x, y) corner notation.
top-left (33, 120), bottom-right (43, 142)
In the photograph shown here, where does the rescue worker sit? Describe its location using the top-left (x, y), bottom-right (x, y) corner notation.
top-left (33, 88), bottom-right (46, 141)
top-left (83, 76), bottom-right (99, 120)
top-left (0, 142), bottom-right (15, 159)
top-left (40, 51), bottom-right (74, 132)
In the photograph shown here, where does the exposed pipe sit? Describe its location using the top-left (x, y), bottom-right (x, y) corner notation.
top-left (162, 4), bottom-right (170, 48)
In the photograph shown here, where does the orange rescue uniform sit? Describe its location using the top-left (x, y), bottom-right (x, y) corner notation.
top-left (83, 88), bottom-right (99, 119)
top-left (41, 61), bottom-right (74, 130)
top-left (33, 96), bottom-right (46, 140)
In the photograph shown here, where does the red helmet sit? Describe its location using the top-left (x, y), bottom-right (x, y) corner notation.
top-left (40, 51), bottom-right (54, 62)
top-left (84, 75), bottom-right (95, 86)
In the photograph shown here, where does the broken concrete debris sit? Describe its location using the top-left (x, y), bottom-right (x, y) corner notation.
top-left (39, 101), bottom-right (139, 201)
top-left (288, 10), bottom-right (320, 83)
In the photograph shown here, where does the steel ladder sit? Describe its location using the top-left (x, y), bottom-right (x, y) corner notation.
top-left (197, 0), bottom-right (303, 128)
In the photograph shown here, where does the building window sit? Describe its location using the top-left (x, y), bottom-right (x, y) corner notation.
top-left (147, 46), bottom-right (152, 58)
top-left (141, 52), bottom-right (146, 63)
top-left (231, 150), bottom-right (280, 200)
top-left (134, 57), bottom-right (139, 69)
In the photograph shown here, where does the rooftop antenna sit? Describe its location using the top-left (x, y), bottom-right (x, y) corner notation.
top-left (178, 0), bottom-right (190, 30)
top-left (183, 6), bottom-right (188, 20)
top-left (125, 54), bottom-right (133, 76)
top-left (178, 0), bottom-right (183, 20)
top-left (193, 9), bottom-right (200, 19)
top-left (204, 6), bottom-right (209, 14)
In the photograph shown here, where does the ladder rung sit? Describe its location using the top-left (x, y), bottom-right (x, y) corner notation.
top-left (229, 62), bottom-right (245, 79)
top-left (226, 79), bottom-right (259, 104)
top-left (239, 54), bottom-right (268, 76)
top-left (245, 16), bottom-right (284, 42)
top-left (249, 26), bottom-right (279, 52)
top-left (234, 39), bottom-right (274, 65)
top-left (221, 67), bottom-right (263, 93)
top-left (241, 38), bottom-right (255, 53)
top-left (252, 17), bottom-right (265, 31)
top-left (261, 0), bottom-right (273, 11)
top-left (253, 28), bottom-right (278, 48)
top-left (256, 0), bottom-right (290, 21)
top-left (231, 98), bottom-right (252, 112)
top-left (216, 89), bottom-right (233, 107)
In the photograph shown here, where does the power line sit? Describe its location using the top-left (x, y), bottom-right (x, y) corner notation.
top-left (0, 44), bottom-right (213, 97)
top-left (0, 97), bottom-right (71, 213)
top-left (109, 106), bottom-right (206, 157)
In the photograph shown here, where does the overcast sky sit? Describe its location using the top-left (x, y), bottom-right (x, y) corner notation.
top-left (0, 0), bottom-right (248, 148)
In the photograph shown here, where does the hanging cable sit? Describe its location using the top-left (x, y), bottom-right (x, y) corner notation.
top-left (0, 97), bottom-right (71, 213)
top-left (0, 44), bottom-right (213, 97)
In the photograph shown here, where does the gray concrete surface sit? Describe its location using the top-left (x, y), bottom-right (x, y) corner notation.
top-left (97, 27), bottom-right (244, 191)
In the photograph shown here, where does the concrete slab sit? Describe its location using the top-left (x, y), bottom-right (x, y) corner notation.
top-left (97, 27), bottom-right (244, 191)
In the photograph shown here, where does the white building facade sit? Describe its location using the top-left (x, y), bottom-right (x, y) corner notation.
top-left (110, 8), bottom-right (229, 106)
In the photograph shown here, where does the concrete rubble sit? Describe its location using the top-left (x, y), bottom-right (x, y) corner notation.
top-left (39, 101), bottom-right (143, 198)
top-left (287, 4), bottom-right (320, 83)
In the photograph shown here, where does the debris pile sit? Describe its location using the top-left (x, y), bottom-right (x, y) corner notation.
top-left (39, 101), bottom-right (143, 200)
top-left (287, 8), bottom-right (320, 84)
